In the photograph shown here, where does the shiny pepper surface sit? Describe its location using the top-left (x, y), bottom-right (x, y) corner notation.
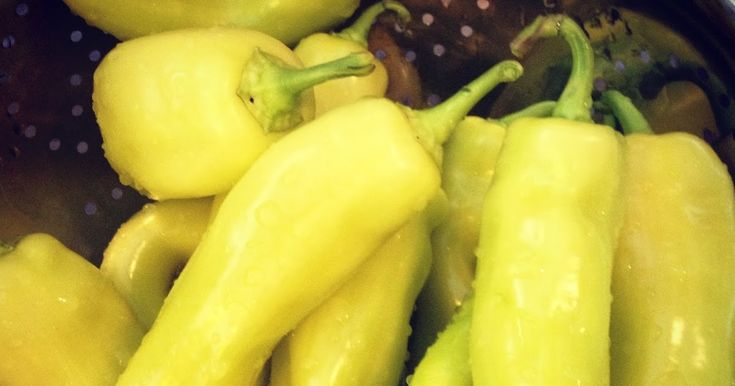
top-left (101, 198), bottom-right (213, 329)
top-left (267, 60), bottom-right (519, 386)
top-left (115, 59), bottom-right (522, 386)
top-left (93, 28), bottom-right (373, 200)
top-left (270, 207), bottom-right (440, 386)
top-left (471, 15), bottom-right (625, 385)
top-left (472, 118), bottom-right (624, 385)
top-left (115, 98), bottom-right (441, 386)
top-left (63, 0), bottom-right (359, 46)
top-left (602, 90), bottom-right (735, 385)
top-left (0, 233), bottom-right (144, 386)
top-left (412, 101), bottom-right (556, 362)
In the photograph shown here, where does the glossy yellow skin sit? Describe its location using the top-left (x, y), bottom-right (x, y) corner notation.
top-left (471, 117), bottom-right (625, 386)
top-left (409, 297), bottom-right (474, 386)
top-left (295, 33), bottom-right (388, 117)
top-left (270, 203), bottom-right (441, 386)
top-left (63, 0), bottom-right (359, 45)
top-left (101, 198), bottom-right (213, 329)
top-left (611, 133), bottom-right (735, 385)
top-left (116, 98), bottom-right (441, 386)
top-left (93, 28), bottom-right (302, 200)
top-left (412, 116), bottom-right (505, 360)
top-left (0, 233), bottom-right (144, 386)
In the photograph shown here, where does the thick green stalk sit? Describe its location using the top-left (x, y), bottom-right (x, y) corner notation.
top-left (601, 90), bottom-right (654, 135)
top-left (510, 15), bottom-right (594, 122)
top-left (335, 0), bottom-right (411, 46)
top-left (411, 60), bottom-right (523, 162)
top-left (238, 50), bottom-right (375, 133)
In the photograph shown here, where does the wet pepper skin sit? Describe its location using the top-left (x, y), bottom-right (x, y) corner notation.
top-left (472, 117), bottom-right (625, 385)
top-left (115, 98), bottom-right (441, 386)
top-left (0, 234), bottom-right (144, 386)
top-left (264, 60), bottom-right (522, 386)
top-left (411, 101), bottom-right (557, 362)
top-left (411, 116), bottom-right (505, 360)
top-left (93, 28), bottom-right (300, 200)
top-left (63, 0), bottom-right (359, 46)
top-left (94, 28), bottom-right (372, 201)
top-left (612, 133), bottom-right (735, 385)
top-left (470, 15), bottom-right (625, 385)
top-left (269, 208), bottom-right (440, 386)
top-left (115, 59), bottom-right (522, 386)
top-left (602, 90), bottom-right (735, 385)
top-left (101, 198), bottom-right (213, 329)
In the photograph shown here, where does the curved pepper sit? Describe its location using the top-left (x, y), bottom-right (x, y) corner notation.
top-left (410, 100), bottom-right (556, 365)
top-left (115, 58), bottom-right (523, 386)
top-left (602, 89), bottom-right (735, 385)
top-left (268, 60), bottom-right (521, 386)
top-left (294, 0), bottom-right (411, 116)
top-left (471, 14), bottom-right (625, 385)
top-left (100, 198), bottom-right (213, 329)
top-left (408, 296), bottom-right (474, 386)
top-left (0, 233), bottom-right (144, 386)
top-left (62, 0), bottom-right (359, 46)
top-left (269, 202), bottom-right (443, 386)
top-left (93, 27), bottom-right (374, 200)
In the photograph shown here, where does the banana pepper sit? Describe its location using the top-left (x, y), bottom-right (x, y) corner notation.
top-left (100, 198), bottom-right (213, 329)
top-left (470, 14), bottom-right (625, 385)
top-left (62, 0), bottom-right (359, 46)
top-left (294, 0), bottom-right (411, 117)
top-left (408, 296), bottom-right (474, 386)
top-left (410, 100), bottom-right (557, 365)
top-left (0, 234), bottom-right (144, 386)
top-left (602, 89), bottom-right (735, 385)
top-left (267, 60), bottom-right (522, 386)
top-left (408, 103), bottom-right (558, 383)
top-left (115, 59), bottom-right (522, 385)
top-left (93, 27), bottom-right (374, 200)
top-left (269, 207), bottom-right (441, 386)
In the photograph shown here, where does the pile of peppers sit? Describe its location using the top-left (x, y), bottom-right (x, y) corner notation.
top-left (2, 2), bottom-right (734, 385)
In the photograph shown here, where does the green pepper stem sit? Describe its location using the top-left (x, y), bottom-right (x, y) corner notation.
top-left (601, 90), bottom-right (653, 134)
top-left (238, 50), bottom-right (375, 133)
top-left (336, 0), bottom-right (411, 47)
top-left (412, 60), bottom-right (523, 157)
top-left (510, 15), bottom-right (594, 122)
top-left (498, 100), bottom-right (557, 126)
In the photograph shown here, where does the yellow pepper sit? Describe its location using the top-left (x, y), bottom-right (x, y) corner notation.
top-left (115, 59), bottom-right (521, 386)
top-left (294, 0), bottom-right (411, 116)
top-left (408, 296), bottom-right (474, 386)
top-left (602, 89), bottom-right (735, 385)
top-left (62, 0), bottom-right (359, 46)
top-left (410, 101), bottom-right (556, 364)
top-left (269, 204), bottom-right (442, 386)
top-left (265, 60), bottom-right (520, 386)
top-left (471, 15), bottom-right (625, 385)
top-left (93, 27), bottom-right (374, 200)
top-left (100, 198), bottom-right (213, 329)
top-left (0, 234), bottom-right (144, 386)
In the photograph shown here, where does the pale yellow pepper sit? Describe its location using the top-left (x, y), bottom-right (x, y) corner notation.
top-left (0, 234), bottom-right (144, 386)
